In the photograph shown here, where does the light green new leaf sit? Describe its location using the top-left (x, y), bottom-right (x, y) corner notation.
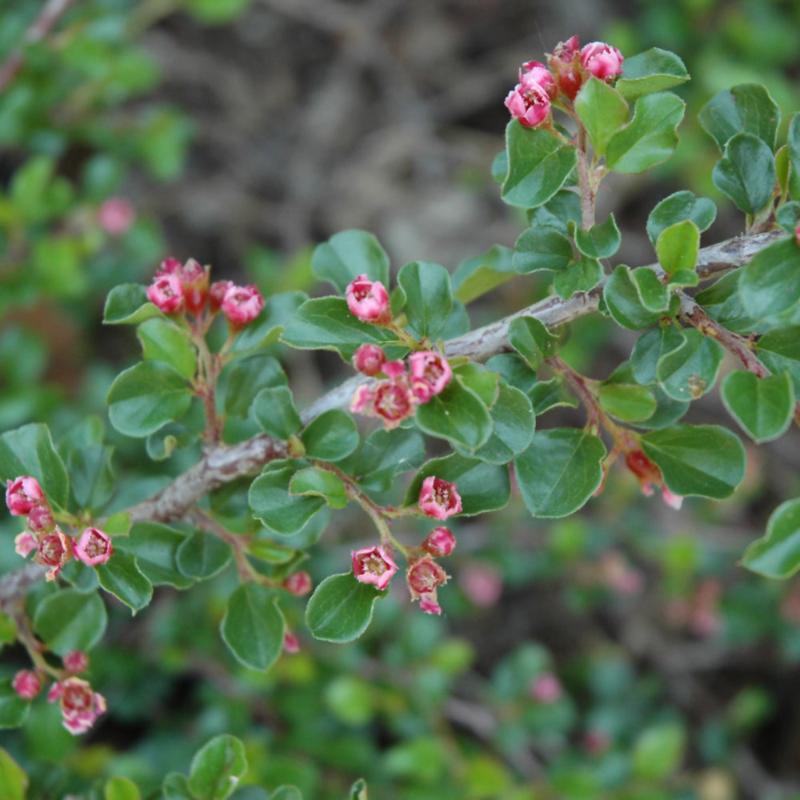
top-left (188, 734), bottom-right (248, 800)
top-left (103, 284), bottom-right (160, 325)
top-left (137, 318), bottom-right (196, 380)
top-left (616, 48), bottom-right (690, 100)
top-left (655, 220), bottom-right (699, 275)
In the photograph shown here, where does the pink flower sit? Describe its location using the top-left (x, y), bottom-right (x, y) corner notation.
top-left (209, 280), bottom-right (234, 312)
top-left (553, 35), bottom-right (581, 62)
top-left (548, 36), bottom-right (583, 100)
top-left (382, 360), bottom-right (406, 379)
top-left (418, 593), bottom-right (442, 616)
top-left (221, 284), bottom-right (265, 327)
top-left (418, 477), bottom-right (462, 520)
top-left (175, 258), bottom-right (209, 314)
top-left (374, 380), bottom-right (415, 429)
top-left (505, 80), bottom-right (551, 128)
top-left (352, 344), bottom-right (386, 376)
top-left (407, 558), bottom-right (448, 596)
top-left (580, 41), bottom-right (624, 81)
top-left (27, 504), bottom-right (54, 533)
top-left (408, 351), bottom-right (452, 403)
top-left (519, 60), bottom-right (556, 98)
top-left (147, 274), bottom-right (184, 314)
top-left (282, 571), bottom-right (313, 597)
top-left (530, 673), bottom-right (562, 703)
top-left (98, 197), bottom-right (135, 236)
top-left (12, 670), bottom-right (41, 700)
top-left (48, 677), bottom-right (106, 735)
top-left (352, 545), bottom-right (398, 591)
top-left (460, 563), bottom-right (503, 608)
top-left (36, 528), bottom-right (72, 580)
top-left (63, 650), bottom-right (89, 674)
top-left (74, 527), bottom-right (112, 567)
top-left (345, 275), bottom-right (391, 324)
top-left (350, 384), bottom-right (375, 415)
top-left (422, 527), bottom-right (456, 558)
top-left (5, 476), bottom-right (44, 516)
top-left (14, 532), bottom-right (36, 558)
top-left (283, 631), bottom-right (300, 654)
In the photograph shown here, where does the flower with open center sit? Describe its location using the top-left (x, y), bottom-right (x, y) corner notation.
top-left (345, 275), bottom-right (391, 324)
top-left (5, 476), bottom-right (44, 516)
top-left (352, 545), bottom-right (398, 591)
top-left (418, 476), bottom-right (462, 520)
top-left (48, 677), bottom-right (106, 735)
top-left (74, 527), bottom-right (113, 567)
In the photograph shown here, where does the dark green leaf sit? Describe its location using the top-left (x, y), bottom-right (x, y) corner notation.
top-left (289, 467), bottom-right (348, 509)
top-left (305, 573), bottom-right (383, 643)
top-left (574, 214), bottom-right (621, 259)
top-left (33, 589), bottom-right (107, 655)
top-left (700, 83), bottom-right (780, 150)
top-left (656, 329), bottom-right (723, 400)
top-left (97, 553), bottom-right (153, 614)
top-left (742, 498), bottom-right (800, 579)
top-left (222, 355), bottom-right (286, 418)
top-left (468, 382), bottom-right (535, 464)
top-left (739, 237), bottom-right (800, 319)
top-left (137, 318), bottom-right (196, 380)
top-left (188, 734), bottom-right (248, 800)
top-left (712, 132), bottom-right (776, 215)
top-left (312, 230), bottom-right (390, 293)
top-left (598, 383), bottom-right (657, 422)
top-left (646, 191), bottom-right (716, 246)
top-left (604, 266), bottom-right (667, 330)
top-left (721, 370), bottom-right (794, 443)
top-left (630, 326), bottom-right (685, 384)
top-left (758, 326), bottom-right (800, 394)
top-left (0, 683), bottom-right (30, 729)
top-left (552, 256), bottom-right (603, 299)
top-left (574, 77), bottom-right (629, 156)
top-left (176, 531), bottom-right (232, 579)
top-left (396, 261), bottom-right (453, 339)
top-left (249, 462), bottom-right (325, 534)
top-left (252, 387), bottom-right (302, 439)
top-left (512, 227), bottom-right (573, 273)
top-left (221, 584), bottom-right (285, 671)
top-left (301, 409), bottom-right (359, 462)
top-left (117, 523), bottom-right (192, 589)
top-left (339, 427), bottom-right (426, 492)
top-left (452, 245), bottom-right (516, 304)
top-left (616, 48), bottom-right (689, 99)
top-left (415, 381), bottom-right (493, 451)
top-left (508, 317), bottom-right (557, 371)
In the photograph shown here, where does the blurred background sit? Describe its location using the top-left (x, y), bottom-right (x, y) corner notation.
top-left (3, 0), bottom-right (800, 797)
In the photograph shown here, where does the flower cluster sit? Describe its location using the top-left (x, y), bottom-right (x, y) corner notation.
top-left (6, 477), bottom-right (113, 580)
top-left (505, 36), bottom-right (624, 128)
top-left (624, 450), bottom-right (683, 510)
top-left (146, 257), bottom-right (264, 327)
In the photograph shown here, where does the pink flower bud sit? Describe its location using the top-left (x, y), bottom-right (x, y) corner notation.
top-left (209, 280), bottom-right (234, 312)
top-left (147, 274), bottom-right (184, 314)
top-left (519, 60), bottom-right (556, 98)
top-left (530, 672), bottom-right (562, 703)
top-left (282, 571), bottom-right (313, 597)
top-left (350, 384), bottom-right (375, 415)
top-left (548, 36), bottom-right (583, 99)
top-left (283, 631), bottom-right (300, 654)
top-left (5, 476), bottom-right (44, 516)
top-left (12, 670), bottom-right (41, 700)
top-left (352, 545), bottom-right (398, 591)
top-left (176, 258), bottom-right (210, 314)
top-left (352, 344), bottom-right (386, 376)
top-left (27, 504), bottom-right (54, 533)
top-left (553, 35), bottom-right (580, 62)
top-left (580, 41), bottom-right (624, 81)
top-left (422, 527), bottom-right (456, 558)
top-left (63, 650), bottom-right (89, 674)
top-left (345, 275), bottom-right (391, 324)
top-left (74, 527), bottom-right (112, 567)
top-left (98, 197), bottom-right (135, 236)
top-left (373, 381), bottom-right (415, 429)
top-left (407, 558), bottom-right (448, 596)
top-left (460, 563), bottom-right (503, 608)
top-left (505, 81), bottom-right (551, 128)
top-left (408, 351), bottom-right (452, 403)
top-left (625, 450), bottom-right (681, 510)
top-left (14, 531), bottom-right (36, 558)
top-left (36, 528), bottom-right (72, 580)
top-left (382, 360), bottom-right (406, 379)
top-left (48, 677), bottom-right (106, 735)
top-left (221, 284), bottom-right (265, 327)
top-left (418, 593), bottom-right (442, 616)
top-left (418, 476), bottom-right (462, 520)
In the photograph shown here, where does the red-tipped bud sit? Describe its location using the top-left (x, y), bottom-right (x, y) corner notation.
top-left (282, 571), bottom-right (313, 597)
top-left (352, 344), bottom-right (386, 376)
top-left (422, 527), bottom-right (456, 558)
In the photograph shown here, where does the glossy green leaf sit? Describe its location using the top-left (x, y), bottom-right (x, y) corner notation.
top-left (33, 589), bottom-right (108, 656)
top-left (508, 317), bottom-right (557, 371)
top-left (574, 214), bottom-right (621, 259)
top-left (742, 498), bottom-right (800, 578)
top-left (305, 572), bottom-right (383, 643)
top-left (739, 237), bottom-right (800, 319)
top-left (396, 261), bottom-right (453, 339)
top-left (103, 284), bottom-right (160, 325)
top-left (453, 363), bottom-right (499, 408)
top-left (107, 361), bottom-right (192, 437)
top-left (527, 190), bottom-right (582, 234)
top-left (514, 428), bottom-right (606, 518)
top-left (598, 383), bottom-right (656, 422)
top-left (603, 266), bottom-right (667, 330)
top-left (0, 684), bottom-right (30, 730)
top-left (222, 354), bottom-right (286, 418)
top-left (552, 256), bottom-right (603, 299)
top-left (501, 121), bottom-right (577, 208)
top-left (301, 409), bottom-right (359, 462)
top-left (700, 83), bottom-right (780, 150)
top-left (616, 48), bottom-right (689, 99)
top-left (249, 462), bottom-right (325, 534)
top-left (97, 552), bottom-right (153, 614)
top-left (694, 272), bottom-right (757, 334)
top-left (641, 424), bottom-right (746, 499)
top-left (289, 467), bottom-right (348, 509)
top-left (788, 114), bottom-right (800, 200)
top-left (721, 370), bottom-right (794, 443)
top-left (176, 531), bottom-right (232, 579)
top-left (776, 201), bottom-right (800, 233)
top-left (162, 773), bottom-right (192, 800)
top-left (230, 292), bottom-right (306, 357)
top-left (137, 318), bottom-right (196, 380)
top-left (252, 386), bottom-right (302, 439)
top-left (105, 776), bottom-right (141, 800)
top-left (655, 220), bottom-right (699, 275)
top-left (117, 522), bottom-right (192, 589)
top-left (512, 226), bottom-right (573, 273)
top-left (339, 427), bottom-right (426, 493)
top-left (712, 132), bottom-right (776, 215)
top-left (188, 734), bottom-right (248, 800)
top-left (656, 329), bottom-right (723, 400)
top-left (415, 380), bottom-right (492, 451)
top-left (606, 92), bottom-right (685, 173)
top-left (312, 229), bottom-right (390, 292)
top-left (646, 190), bottom-right (716, 246)
top-left (221, 584), bottom-right (285, 672)
top-left (468, 382), bottom-right (535, 464)
top-left (758, 326), bottom-right (800, 393)
top-left (574, 77), bottom-right (629, 156)
top-left (452, 245), bottom-right (516, 304)
top-left (630, 326), bottom-right (685, 384)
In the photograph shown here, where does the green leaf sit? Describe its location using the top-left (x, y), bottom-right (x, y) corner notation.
top-left (553, 256), bottom-right (603, 299)
top-left (97, 553), bottom-right (153, 614)
top-left (646, 191), bottom-right (717, 246)
top-left (340, 427), bottom-right (425, 492)
top-left (0, 684), bottom-right (30, 729)
top-left (452, 245), bottom-right (516, 304)
top-left (776, 201), bottom-right (800, 233)
top-left (603, 266), bottom-right (667, 330)
top-left (758, 326), bottom-right (800, 393)
top-left (306, 572), bottom-right (383, 643)
top-left (107, 361), bottom-right (192, 438)
top-left (453, 363), bottom-right (499, 407)
top-left (396, 261), bottom-right (453, 339)
top-left (176, 531), bottom-right (232, 579)
top-left (514, 428), bottom-right (606, 518)
top-left (633, 267), bottom-right (670, 311)
top-left (270, 788), bottom-right (303, 800)
top-left (739, 237), bottom-right (800, 319)
top-left (301, 409), bottom-right (359, 462)
top-left (137, 318), bottom-right (196, 380)
top-left (632, 723), bottom-right (686, 781)
top-left (508, 317), bottom-right (557, 370)
top-left (501, 121), bottom-right (577, 208)
top-left (415, 380), bottom-right (493, 451)
top-left (33, 589), bottom-right (107, 656)
top-left (574, 214), bottom-right (621, 259)
top-left (222, 354), bottom-right (286, 418)
top-left (312, 229), bottom-right (390, 293)
top-left (117, 522), bottom-right (192, 589)
top-left (656, 329), bottom-right (723, 400)
top-left (230, 292), bottom-right (307, 357)
top-left (721, 370), bottom-right (794, 443)
top-left (252, 387), bottom-right (302, 439)
top-left (0, 748), bottom-right (28, 798)
top-left (630, 326), bottom-right (685, 384)
top-left (469, 382), bottom-right (535, 464)
top-left (512, 226), bottom-right (573, 273)
top-left (0, 423), bottom-right (69, 509)
top-left (162, 773), bottom-right (193, 800)
top-left (712, 132), bottom-right (776, 215)
top-left (742, 498), bottom-right (800, 579)
top-left (404, 453), bottom-right (510, 515)
top-left (598, 383), bottom-right (657, 422)
top-left (349, 779), bottom-right (368, 800)
top-left (655, 220), bottom-right (699, 275)
top-left (788, 114), bottom-right (800, 200)
top-left (641, 424), bottom-right (746, 499)
top-left (249, 462), bottom-right (325, 534)
top-left (527, 190), bottom-right (582, 234)
top-left (527, 377), bottom-right (578, 415)
top-left (105, 776), bottom-right (142, 800)
top-left (281, 297), bottom-right (395, 360)
top-left (694, 271), bottom-right (757, 333)
top-left (103, 284), bottom-right (160, 325)
top-left (700, 83), bottom-right (781, 150)
top-left (616, 48), bottom-right (689, 99)
top-left (574, 77), bottom-right (629, 156)
top-left (188, 734), bottom-right (248, 800)
top-left (606, 92), bottom-right (685, 173)
top-left (289, 467), bottom-right (348, 509)
top-left (221, 584), bottom-right (285, 671)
